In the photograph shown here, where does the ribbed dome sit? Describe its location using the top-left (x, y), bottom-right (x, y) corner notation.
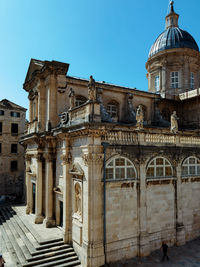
top-left (149, 27), bottom-right (199, 58)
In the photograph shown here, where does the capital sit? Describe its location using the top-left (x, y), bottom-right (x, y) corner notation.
top-left (82, 153), bottom-right (104, 165)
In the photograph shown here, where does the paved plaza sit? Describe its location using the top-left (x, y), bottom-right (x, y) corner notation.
top-left (108, 237), bottom-right (200, 267)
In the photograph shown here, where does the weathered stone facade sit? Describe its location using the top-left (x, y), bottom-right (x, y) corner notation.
top-left (0, 99), bottom-right (26, 199)
top-left (21, 3), bottom-right (200, 267)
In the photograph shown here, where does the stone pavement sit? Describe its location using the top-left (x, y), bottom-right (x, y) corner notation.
top-left (107, 237), bottom-right (200, 267)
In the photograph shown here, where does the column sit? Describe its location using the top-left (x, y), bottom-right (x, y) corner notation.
top-left (25, 155), bottom-right (31, 214)
top-left (138, 161), bottom-right (150, 256)
top-left (62, 140), bottom-right (72, 243)
top-left (35, 154), bottom-right (44, 224)
top-left (175, 163), bottom-right (185, 246)
top-left (44, 153), bottom-right (55, 228)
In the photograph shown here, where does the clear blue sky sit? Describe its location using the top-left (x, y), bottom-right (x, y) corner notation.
top-left (0, 0), bottom-right (200, 113)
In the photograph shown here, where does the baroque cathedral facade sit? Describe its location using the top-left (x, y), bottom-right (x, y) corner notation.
top-left (21, 2), bottom-right (200, 266)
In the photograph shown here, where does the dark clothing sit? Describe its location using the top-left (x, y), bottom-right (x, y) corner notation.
top-left (162, 243), bottom-right (169, 261)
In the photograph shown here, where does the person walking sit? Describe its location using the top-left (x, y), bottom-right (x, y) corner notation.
top-left (0, 254), bottom-right (5, 267)
top-left (162, 241), bottom-right (169, 261)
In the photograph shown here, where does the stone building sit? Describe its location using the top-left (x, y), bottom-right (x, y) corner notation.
top-left (0, 99), bottom-right (26, 199)
top-left (21, 2), bottom-right (200, 267)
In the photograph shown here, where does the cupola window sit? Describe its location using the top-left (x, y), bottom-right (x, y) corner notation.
top-left (155, 76), bottom-right (160, 92)
top-left (171, 71), bottom-right (179, 88)
top-left (190, 72), bottom-right (194, 89)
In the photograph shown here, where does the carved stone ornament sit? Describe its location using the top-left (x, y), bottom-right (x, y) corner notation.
top-left (61, 152), bottom-right (72, 165)
top-left (35, 153), bottom-right (43, 162)
top-left (28, 89), bottom-right (36, 100)
top-left (82, 153), bottom-right (104, 165)
top-left (171, 111), bottom-right (179, 134)
top-left (97, 89), bottom-right (112, 122)
top-left (59, 111), bottom-right (69, 126)
top-left (88, 75), bottom-right (96, 102)
top-left (69, 163), bottom-right (84, 177)
top-left (25, 154), bottom-right (32, 162)
top-left (44, 153), bottom-right (54, 162)
top-left (154, 104), bottom-right (170, 127)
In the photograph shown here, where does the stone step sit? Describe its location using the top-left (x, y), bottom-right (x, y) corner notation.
top-left (27, 247), bottom-right (74, 262)
top-left (4, 206), bottom-right (36, 255)
top-left (0, 216), bottom-right (22, 266)
top-left (22, 253), bottom-right (78, 267)
top-left (7, 207), bottom-right (39, 249)
top-left (0, 208), bottom-right (31, 261)
top-left (0, 205), bottom-right (81, 267)
top-left (12, 206), bottom-right (63, 245)
top-left (12, 206), bottom-right (46, 245)
top-left (58, 263), bottom-right (82, 267)
top-left (31, 244), bottom-right (70, 256)
top-left (35, 240), bottom-right (65, 251)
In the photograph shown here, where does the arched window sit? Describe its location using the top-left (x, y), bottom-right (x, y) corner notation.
top-left (182, 156), bottom-right (200, 176)
top-left (107, 101), bottom-right (119, 118)
top-left (106, 156), bottom-right (137, 180)
top-left (146, 157), bottom-right (173, 178)
top-left (75, 95), bottom-right (87, 107)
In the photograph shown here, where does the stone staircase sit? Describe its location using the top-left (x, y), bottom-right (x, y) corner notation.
top-left (0, 205), bottom-right (81, 267)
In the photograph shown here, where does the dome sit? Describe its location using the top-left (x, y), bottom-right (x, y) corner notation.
top-left (149, 27), bottom-right (199, 58)
top-left (148, 1), bottom-right (199, 58)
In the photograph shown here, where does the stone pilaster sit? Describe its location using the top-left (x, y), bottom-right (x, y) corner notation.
top-left (29, 100), bottom-right (33, 122)
top-left (62, 140), bottom-right (72, 243)
top-left (44, 153), bottom-right (55, 228)
top-left (45, 75), bottom-right (58, 130)
top-left (138, 161), bottom-right (150, 256)
top-left (35, 154), bottom-right (44, 224)
top-left (37, 79), bottom-right (46, 131)
top-left (25, 155), bottom-right (31, 214)
top-left (81, 144), bottom-right (105, 267)
top-left (175, 163), bottom-right (186, 246)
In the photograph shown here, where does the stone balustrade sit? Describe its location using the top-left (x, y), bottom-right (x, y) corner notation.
top-left (102, 131), bottom-right (200, 146)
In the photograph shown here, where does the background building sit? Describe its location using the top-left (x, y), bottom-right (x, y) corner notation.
top-left (0, 99), bottom-right (26, 200)
top-left (21, 3), bottom-right (200, 267)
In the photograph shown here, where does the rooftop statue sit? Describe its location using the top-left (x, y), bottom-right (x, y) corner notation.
top-left (88, 75), bottom-right (96, 102)
top-left (69, 88), bottom-right (75, 109)
top-left (136, 105), bottom-right (144, 129)
top-left (171, 111), bottom-right (179, 134)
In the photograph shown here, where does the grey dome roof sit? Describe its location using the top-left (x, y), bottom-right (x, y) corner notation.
top-left (149, 27), bottom-right (199, 58)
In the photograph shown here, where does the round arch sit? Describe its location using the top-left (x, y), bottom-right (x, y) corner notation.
top-left (146, 156), bottom-right (173, 178)
top-left (106, 155), bottom-right (137, 180)
top-left (182, 156), bottom-right (200, 176)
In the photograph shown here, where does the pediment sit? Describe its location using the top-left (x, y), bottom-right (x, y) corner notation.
top-left (69, 163), bottom-right (84, 177)
top-left (24, 58), bottom-right (44, 86)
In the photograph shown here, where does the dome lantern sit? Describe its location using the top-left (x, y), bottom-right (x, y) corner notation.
top-left (165, 1), bottom-right (179, 29)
